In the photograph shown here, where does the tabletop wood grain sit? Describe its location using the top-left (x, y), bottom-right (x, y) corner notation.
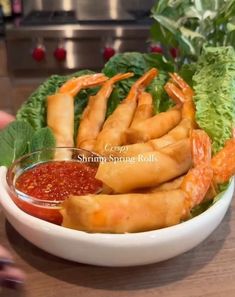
top-left (1, 194), bottom-right (235, 297)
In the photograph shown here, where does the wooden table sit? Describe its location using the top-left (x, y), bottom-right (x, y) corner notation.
top-left (1, 196), bottom-right (235, 297)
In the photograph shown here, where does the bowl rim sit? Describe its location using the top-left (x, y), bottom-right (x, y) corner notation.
top-left (6, 147), bottom-right (103, 207)
top-left (1, 166), bottom-right (234, 244)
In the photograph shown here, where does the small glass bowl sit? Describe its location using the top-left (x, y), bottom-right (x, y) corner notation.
top-left (6, 147), bottom-right (103, 224)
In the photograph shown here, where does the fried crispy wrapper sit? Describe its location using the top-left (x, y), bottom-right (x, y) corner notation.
top-left (107, 118), bottom-right (191, 158)
top-left (47, 73), bottom-right (108, 151)
top-left (76, 96), bottom-right (97, 151)
top-left (150, 118), bottom-right (191, 150)
top-left (94, 100), bottom-right (137, 154)
top-left (47, 93), bottom-right (74, 148)
top-left (61, 190), bottom-right (189, 233)
top-left (125, 107), bottom-right (182, 144)
top-left (96, 138), bottom-right (191, 193)
top-left (77, 73), bottom-right (133, 151)
top-left (148, 176), bottom-right (184, 193)
top-left (130, 91), bottom-right (153, 128)
top-left (93, 68), bottom-right (158, 155)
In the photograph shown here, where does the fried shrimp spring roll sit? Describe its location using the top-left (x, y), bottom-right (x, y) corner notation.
top-left (61, 190), bottom-right (188, 233)
top-left (47, 93), bottom-right (74, 148)
top-left (93, 68), bottom-right (158, 155)
top-left (148, 176), bottom-right (184, 193)
top-left (125, 107), bottom-right (182, 144)
top-left (61, 130), bottom-right (220, 234)
top-left (107, 118), bottom-right (191, 158)
top-left (47, 73), bottom-right (108, 149)
top-left (77, 72), bottom-right (134, 151)
top-left (130, 91), bottom-right (153, 128)
top-left (149, 118), bottom-right (191, 150)
top-left (96, 138), bottom-right (191, 193)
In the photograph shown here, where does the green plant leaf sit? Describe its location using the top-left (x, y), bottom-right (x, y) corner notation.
top-left (152, 14), bottom-right (178, 35)
top-left (0, 121), bottom-right (34, 166)
top-left (30, 127), bottom-right (56, 152)
top-left (179, 63), bottom-right (197, 86)
top-left (193, 46), bottom-right (235, 154)
top-left (151, 0), bottom-right (235, 65)
top-left (227, 22), bottom-right (235, 32)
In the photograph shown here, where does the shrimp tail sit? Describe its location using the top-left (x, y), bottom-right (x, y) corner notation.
top-left (169, 73), bottom-right (194, 99)
top-left (107, 72), bottom-right (134, 84)
top-left (164, 82), bottom-right (184, 105)
top-left (136, 68), bottom-right (158, 89)
top-left (59, 73), bottom-right (108, 96)
top-left (125, 68), bottom-right (158, 101)
top-left (164, 73), bottom-right (195, 124)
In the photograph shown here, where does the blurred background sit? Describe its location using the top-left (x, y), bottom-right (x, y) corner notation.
top-left (0, 0), bottom-right (234, 114)
top-left (0, 0), bottom-right (155, 113)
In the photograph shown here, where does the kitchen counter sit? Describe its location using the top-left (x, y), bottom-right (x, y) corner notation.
top-left (0, 195), bottom-right (235, 297)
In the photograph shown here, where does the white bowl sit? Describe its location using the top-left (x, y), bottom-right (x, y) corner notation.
top-left (0, 166), bottom-right (233, 267)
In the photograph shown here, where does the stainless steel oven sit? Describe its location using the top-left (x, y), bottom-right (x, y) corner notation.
top-left (6, 0), bottom-right (155, 76)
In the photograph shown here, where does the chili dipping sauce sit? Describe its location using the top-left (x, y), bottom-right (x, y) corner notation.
top-left (15, 161), bottom-right (102, 201)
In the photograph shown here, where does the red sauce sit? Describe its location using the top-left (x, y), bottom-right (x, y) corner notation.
top-left (15, 161), bottom-right (102, 201)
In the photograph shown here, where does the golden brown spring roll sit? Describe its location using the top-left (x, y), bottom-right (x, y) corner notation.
top-left (130, 91), bottom-right (153, 128)
top-left (47, 74), bottom-right (108, 149)
top-left (76, 96), bottom-right (96, 151)
top-left (93, 68), bottom-right (158, 155)
top-left (77, 73), bottom-right (133, 151)
top-left (61, 190), bottom-right (188, 233)
top-left (94, 100), bottom-right (137, 155)
top-left (150, 118), bottom-right (191, 150)
top-left (125, 107), bottom-right (182, 144)
top-left (148, 176), bottom-right (184, 193)
top-left (96, 138), bottom-right (191, 193)
top-left (105, 118), bottom-right (191, 158)
top-left (47, 93), bottom-right (74, 147)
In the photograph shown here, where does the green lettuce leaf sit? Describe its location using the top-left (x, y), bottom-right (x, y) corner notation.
top-left (193, 46), bottom-right (235, 154)
top-left (190, 200), bottom-right (213, 218)
top-left (0, 121), bottom-right (34, 166)
top-left (179, 63), bottom-right (197, 87)
top-left (31, 127), bottom-right (56, 152)
top-left (0, 121), bottom-right (57, 167)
